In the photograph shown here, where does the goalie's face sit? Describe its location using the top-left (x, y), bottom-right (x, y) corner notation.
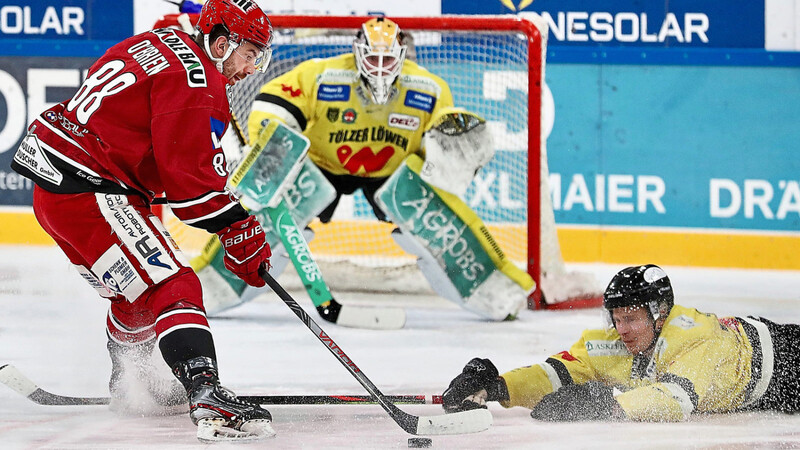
top-left (354, 18), bottom-right (407, 104)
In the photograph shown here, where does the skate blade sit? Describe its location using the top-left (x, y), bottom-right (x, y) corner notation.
top-left (196, 418), bottom-right (276, 443)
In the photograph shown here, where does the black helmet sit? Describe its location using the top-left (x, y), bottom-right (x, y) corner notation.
top-left (603, 264), bottom-right (674, 323)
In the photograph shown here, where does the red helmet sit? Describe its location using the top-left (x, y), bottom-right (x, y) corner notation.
top-left (196, 0), bottom-right (273, 72)
top-left (195, 0), bottom-right (272, 72)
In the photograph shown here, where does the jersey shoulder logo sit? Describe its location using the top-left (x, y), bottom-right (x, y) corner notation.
top-left (404, 90), bottom-right (436, 113)
top-left (556, 350), bottom-right (577, 362)
top-left (151, 28), bottom-right (206, 88)
top-left (317, 84), bottom-right (350, 102)
top-left (209, 117), bottom-right (226, 149)
top-left (326, 107), bottom-right (340, 122)
top-left (398, 74), bottom-right (443, 96)
top-left (584, 339), bottom-right (629, 356)
top-left (669, 314), bottom-right (698, 330)
top-left (342, 108), bottom-right (357, 124)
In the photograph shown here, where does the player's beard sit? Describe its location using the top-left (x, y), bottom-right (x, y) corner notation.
top-left (221, 56), bottom-right (242, 86)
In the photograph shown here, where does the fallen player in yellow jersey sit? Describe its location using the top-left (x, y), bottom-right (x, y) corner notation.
top-left (441, 264), bottom-right (800, 421)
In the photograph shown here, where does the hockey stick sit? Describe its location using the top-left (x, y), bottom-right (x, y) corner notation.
top-left (225, 115), bottom-right (405, 329)
top-left (267, 199), bottom-right (405, 329)
top-left (0, 364), bottom-right (442, 406)
top-left (260, 267), bottom-right (492, 436)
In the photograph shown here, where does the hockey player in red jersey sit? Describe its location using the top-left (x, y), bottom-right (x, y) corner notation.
top-left (11, 0), bottom-right (276, 442)
top-left (441, 264), bottom-right (800, 422)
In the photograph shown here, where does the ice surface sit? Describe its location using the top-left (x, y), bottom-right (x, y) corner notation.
top-left (1, 245), bottom-right (800, 448)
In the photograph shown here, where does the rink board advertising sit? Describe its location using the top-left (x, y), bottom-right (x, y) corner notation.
top-left (442, 0), bottom-right (764, 48)
top-left (0, 0), bottom-right (798, 270)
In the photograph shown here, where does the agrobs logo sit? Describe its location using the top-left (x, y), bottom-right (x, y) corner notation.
top-left (499, 0), bottom-right (534, 11)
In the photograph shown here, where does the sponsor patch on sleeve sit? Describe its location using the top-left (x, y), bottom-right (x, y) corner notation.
top-left (584, 339), bottom-right (630, 356)
top-left (670, 314), bottom-right (698, 330)
top-left (317, 84), bottom-right (350, 102)
top-left (404, 90), bottom-right (436, 113)
top-left (556, 350), bottom-right (577, 362)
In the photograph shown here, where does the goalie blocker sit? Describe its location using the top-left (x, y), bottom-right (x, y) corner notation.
top-left (191, 120), bottom-right (330, 314)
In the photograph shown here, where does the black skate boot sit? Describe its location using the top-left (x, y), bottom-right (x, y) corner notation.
top-left (174, 356), bottom-right (275, 442)
top-left (107, 338), bottom-right (188, 415)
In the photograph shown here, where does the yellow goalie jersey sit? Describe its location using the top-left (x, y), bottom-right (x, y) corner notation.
top-left (501, 305), bottom-right (763, 421)
top-left (248, 53), bottom-right (455, 178)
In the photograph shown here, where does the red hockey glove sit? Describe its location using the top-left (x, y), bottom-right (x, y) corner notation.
top-left (216, 215), bottom-right (271, 287)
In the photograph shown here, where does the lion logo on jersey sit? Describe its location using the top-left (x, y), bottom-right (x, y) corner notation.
top-left (326, 108), bottom-right (340, 122)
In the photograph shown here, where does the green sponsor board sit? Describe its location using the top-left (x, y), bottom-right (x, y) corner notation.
top-left (376, 160), bottom-right (496, 298)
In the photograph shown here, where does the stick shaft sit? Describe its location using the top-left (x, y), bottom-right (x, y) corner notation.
top-left (0, 363), bottom-right (441, 407)
top-left (259, 268), bottom-right (420, 434)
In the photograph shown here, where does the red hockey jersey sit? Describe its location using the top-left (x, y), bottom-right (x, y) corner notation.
top-left (12, 28), bottom-right (247, 232)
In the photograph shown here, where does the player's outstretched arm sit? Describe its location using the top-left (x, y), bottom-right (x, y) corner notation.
top-left (529, 381), bottom-right (625, 421)
top-left (442, 358), bottom-right (509, 413)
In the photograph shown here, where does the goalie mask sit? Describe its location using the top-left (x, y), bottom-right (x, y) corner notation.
top-left (353, 17), bottom-right (408, 104)
top-left (602, 264), bottom-right (674, 330)
top-left (196, 0), bottom-right (273, 73)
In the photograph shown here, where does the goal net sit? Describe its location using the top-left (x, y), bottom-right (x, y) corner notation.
top-left (153, 13), bottom-right (602, 309)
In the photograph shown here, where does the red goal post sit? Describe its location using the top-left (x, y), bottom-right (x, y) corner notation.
top-left (152, 13), bottom-right (603, 310)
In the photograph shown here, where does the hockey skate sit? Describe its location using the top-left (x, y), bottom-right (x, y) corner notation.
top-left (175, 356), bottom-right (275, 443)
top-left (107, 338), bottom-right (189, 416)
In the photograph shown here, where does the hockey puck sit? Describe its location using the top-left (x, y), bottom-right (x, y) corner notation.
top-left (408, 437), bottom-right (433, 448)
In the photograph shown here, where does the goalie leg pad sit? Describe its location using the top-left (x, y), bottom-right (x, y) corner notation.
top-left (391, 228), bottom-right (463, 306)
top-left (397, 230), bottom-right (526, 321)
top-left (380, 155), bottom-right (535, 320)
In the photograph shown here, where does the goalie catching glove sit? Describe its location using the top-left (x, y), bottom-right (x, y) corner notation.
top-left (216, 215), bottom-right (271, 287)
top-left (420, 107), bottom-right (494, 196)
top-left (442, 358), bottom-right (508, 413)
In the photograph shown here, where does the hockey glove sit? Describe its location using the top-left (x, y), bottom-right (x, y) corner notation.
top-left (216, 215), bottom-right (271, 287)
top-left (530, 381), bottom-right (622, 421)
top-left (442, 358), bottom-right (509, 413)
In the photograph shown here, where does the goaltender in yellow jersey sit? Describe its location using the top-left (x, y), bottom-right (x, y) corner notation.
top-left (248, 53), bottom-right (454, 179)
top-left (244, 17), bottom-right (535, 322)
